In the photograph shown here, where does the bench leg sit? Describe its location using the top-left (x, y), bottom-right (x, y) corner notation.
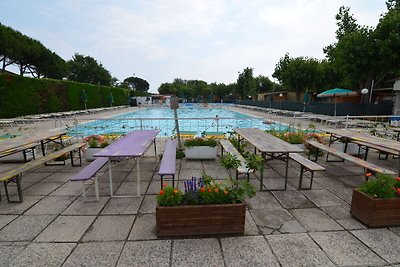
top-left (3, 175), bottom-right (23, 203)
top-left (298, 166), bottom-right (314, 190)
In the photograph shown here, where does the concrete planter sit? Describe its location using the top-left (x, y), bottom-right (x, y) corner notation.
top-left (350, 189), bottom-right (400, 227)
top-left (84, 147), bottom-right (103, 161)
top-left (156, 203), bottom-right (246, 237)
top-left (185, 146), bottom-right (218, 160)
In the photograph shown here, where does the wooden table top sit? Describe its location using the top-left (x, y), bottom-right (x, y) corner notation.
top-left (324, 128), bottom-right (400, 152)
top-left (0, 129), bottom-right (67, 154)
top-left (233, 128), bottom-right (304, 153)
top-left (94, 130), bottom-right (159, 158)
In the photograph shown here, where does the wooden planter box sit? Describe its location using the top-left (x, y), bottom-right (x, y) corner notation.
top-left (156, 203), bottom-right (246, 237)
top-left (350, 189), bottom-right (400, 227)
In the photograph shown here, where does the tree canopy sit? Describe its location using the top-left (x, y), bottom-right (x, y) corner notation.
top-left (122, 76), bottom-right (150, 93)
top-left (67, 53), bottom-right (112, 86)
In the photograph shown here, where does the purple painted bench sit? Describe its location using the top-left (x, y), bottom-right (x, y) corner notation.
top-left (71, 157), bottom-right (108, 201)
top-left (158, 139), bottom-right (177, 189)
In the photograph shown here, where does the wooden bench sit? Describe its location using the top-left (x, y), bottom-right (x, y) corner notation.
top-left (289, 153), bottom-right (325, 190)
top-left (0, 142), bottom-right (85, 203)
top-left (70, 157), bottom-right (108, 201)
top-left (0, 142), bottom-right (37, 162)
top-left (305, 140), bottom-right (396, 178)
top-left (220, 139), bottom-right (253, 181)
top-left (158, 139), bottom-right (177, 189)
top-left (351, 140), bottom-right (399, 160)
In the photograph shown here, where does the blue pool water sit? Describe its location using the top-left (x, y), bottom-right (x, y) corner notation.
top-left (67, 107), bottom-right (287, 137)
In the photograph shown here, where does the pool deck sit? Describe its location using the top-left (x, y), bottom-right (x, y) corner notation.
top-left (1, 106), bottom-right (400, 266)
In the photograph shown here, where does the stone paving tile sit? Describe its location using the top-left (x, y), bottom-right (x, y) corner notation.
top-left (336, 175), bottom-right (365, 188)
top-left (139, 158), bottom-right (159, 171)
top-left (99, 170), bottom-right (130, 183)
top-left (179, 168), bottom-right (205, 180)
top-left (0, 215), bottom-right (55, 242)
top-left (0, 196), bottom-right (43, 215)
top-left (263, 178), bottom-right (297, 191)
top-left (49, 181), bottom-right (83, 196)
top-left (390, 227), bottom-right (400, 237)
top-left (21, 172), bottom-right (53, 189)
top-left (250, 209), bottom-right (305, 234)
top-left (314, 177), bottom-right (349, 189)
top-left (24, 195), bottom-right (76, 215)
top-left (118, 240), bottom-right (171, 267)
top-left (42, 172), bottom-right (74, 183)
top-left (62, 196), bottom-right (109, 215)
top-left (35, 215), bottom-right (95, 242)
top-left (128, 213), bottom-right (157, 240)
top-left (0, 243), bottom-right (27, 267)
top-left (82, 215), bottom-right (135, 241)
top-left (310, 231), bottom-right (386, 266)
top-left (202, 166), bottom-right (230, 178)
top-left (247, 191), bottom-right (282, 210)
top-left (147, 180), bottom-right (163, 195)
top-left (291, 208), bottom-right (343, 232)
top-left (327, 187), bottom-right (354, 204)
top-left (126, 170), bottom-right (155, 182)
top-left (172, 238), bottom-right (224, 267)
top-left (336, 218), bottom-right (366, 230)
top-left (23, 182), bottom-right (63, 196)
top-left (114, 181), bottom-right (148, 196)
top-left (64, 241), bottom-right (124, 267)
top-left (221, 236), bottom-right (279, 266)
top-left (0, 215), bottom-right (17, 229)
top-left (180, 159), bottom-right (204, 170)
top-left (33, 164), bottom-right (66, 173)
top-left (267, 233), bottom-right (335, 267)
top-left (101, 197), bottom-right (142, 215)
top-left (86, 182), bottom-right (121, 196)
top-left (302, 189), bottom-right (348, 207)
top-left (272, 190), bottom-right (316, 209)
top-left (139, 194), bottom-right (157, 213)
top-left (321, 205), bottom-right (352, 220)
top-left (244, 210), bottom-right (260, 235)
top-left (351, 229), bottom-right (400, 263)
top-left (10, 242), bottom-right (75, 266)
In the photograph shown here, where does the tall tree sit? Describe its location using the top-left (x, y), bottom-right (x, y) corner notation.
top-left (67, 53), bottom-right (112, 86)
top-left (236, 67), bottom-right (256, 99)
top-left (122, 76), bottom-right (150, 93)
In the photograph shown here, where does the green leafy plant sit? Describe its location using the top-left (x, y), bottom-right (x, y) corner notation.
top-left (245, 153), bottom-right (264, 173)
top-left (220, 153), bottom-right (241, 170)
top-left (157, 185), bottom-right (183, 206)
top-left (176, 148), bottom-right (185, 159)
top-left (266, 129), bottom-right (306, 144)
top-left (183, 137), bottom-right (217, 147)
top-left (358, 173), bottom-right (399, 199)
top-left (156, 174), bottom-right (257, 206)
top-left (304, 133), bottom-right (325, 156)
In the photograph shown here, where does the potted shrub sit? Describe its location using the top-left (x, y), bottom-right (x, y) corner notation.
top-left (156, 173), bottom-right (256, 237)
top-left (350, 173), bottom-right (400, 227)
top-left (83, 135), bottom-right (110, 161)
top-left (184, 137), bottom-right (218, 160)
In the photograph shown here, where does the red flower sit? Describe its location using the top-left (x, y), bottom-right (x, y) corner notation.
top-left (162, 183), bottom-right (168, 188)
top-left (159, 190), bottom-right (164, 195)
top-left (396, 177), bottom-right (400, 181)
top-left (365, 173), bottom-right (373, 177)
top-left (214, 188), bottom-right (219, 193)
top-left (200, 187), bottom-right (206, 192)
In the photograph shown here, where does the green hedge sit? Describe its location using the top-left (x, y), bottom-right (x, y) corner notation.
top-left (0, 73), bottom-right (131, 118)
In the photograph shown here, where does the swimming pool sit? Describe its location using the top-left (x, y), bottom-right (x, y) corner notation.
top-left (67, 107), bottom-right (287, 137)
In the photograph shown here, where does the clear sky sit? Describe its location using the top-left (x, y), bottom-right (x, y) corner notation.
top-left (1, 0), bottom-right (387, 93)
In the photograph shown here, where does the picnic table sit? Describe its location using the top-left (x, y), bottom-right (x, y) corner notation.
top-left (324, 128), bottom-right (400, 174)
top-left (94, 129), bottom-right (159, 197)
top-left (0, 128), bottom-right (67, 160)
top-left (233, 128), bottom-right (303, 190)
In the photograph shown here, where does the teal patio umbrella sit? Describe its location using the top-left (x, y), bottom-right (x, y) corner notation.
top-left (317, 88), bottom-right (357, 116)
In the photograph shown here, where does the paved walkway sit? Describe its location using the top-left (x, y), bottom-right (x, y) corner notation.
top-left (0, 106), bottom-right (400, 266)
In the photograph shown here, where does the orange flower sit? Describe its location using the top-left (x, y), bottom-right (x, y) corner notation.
top-left (159, 190), bottom-right (164, 195)
top-left (214, 188), bottom-right (219, 193)
top-left (397, 177), bottom-right (400, 181)
top-left (224, 190), bottom-right (229, 195)
top-left (365, 173), bottom-right (373, 177)
top-left (200, 187), bottom-right (206, 192)
top-left (173, 189), bottom-right (178, 194)
top-left (208, 189), bottom-right (212, 193)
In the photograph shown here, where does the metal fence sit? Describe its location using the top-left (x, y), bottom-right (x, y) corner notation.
top-left (236, 100), bottom-right (393, 116)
